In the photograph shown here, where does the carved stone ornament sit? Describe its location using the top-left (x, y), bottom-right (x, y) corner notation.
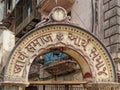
top-left (51, 6), bottom-right (67, 21)
top-left (36, 6), bottom-right (71, 28)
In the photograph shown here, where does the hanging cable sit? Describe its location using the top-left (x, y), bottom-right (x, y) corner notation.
top-left (55, 0), bottom-right (58, 6)
top-left (91, 0), bottom-right (95, 33)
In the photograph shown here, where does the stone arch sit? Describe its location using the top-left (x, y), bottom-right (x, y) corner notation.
top-left (28, 46), bottom-right (92, 81)
top-left (4, 24), bottom-right (116, 84)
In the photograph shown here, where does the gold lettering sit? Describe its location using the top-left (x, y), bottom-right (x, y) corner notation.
top-left (98, 67), bottom-right (107, 75)
top-left (25, 34), bottom-right (53, 52)
top-left (13, 51), bottom-right (28, 73)
top-left (90, 47), bottom-right (107, 75)
top-left (25, 38), bottom-right (42, 52)
top-left (25, 44), bottom-right (36, 52)
top-left (96, 61), bottom-right (104, 70)
top-left (14, 63), bottom-right (24, 73)
top-left (81, 39), bottom-right (90, 51)
top-left (95, 56), bottom-right (104, 70)
top-left (68, 33), bottom-right (90, 50)
top-left (31, 38), bottom-right (41, 47)
top-left (40, 33), bottom-right (53, 44)
top-left (89, 47), bottom-right (99, 61)
top-left (18, 51), bottom-right (28, 60)
top-left (68, 33), bottom-right (81, 46)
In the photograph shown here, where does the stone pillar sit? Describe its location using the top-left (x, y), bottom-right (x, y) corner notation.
top-left (103, 0), bottom-right (120, 53)
top-left (0, 24), bottom-right (15, 89)
top-left (0, 1), bottom-right (4, 23)
top-left (2, 82), bottom-right (30, 90)
top-left (0, 24), bottom-right (15, 81)
top-left (85, 83), bottom-right (120, 90)
top-left (4, 85), bottom-right (25, 90)
top-left (103, 0), bottom-right (120, 83)
top-left (4, 86), bottom-right (20, 90)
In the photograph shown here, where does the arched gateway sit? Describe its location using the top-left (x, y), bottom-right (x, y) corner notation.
top-left (3, 24), bottom-right (117, 90)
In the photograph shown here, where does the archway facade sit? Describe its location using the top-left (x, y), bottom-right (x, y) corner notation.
top-left (3, 24), bottom-right (116, 90)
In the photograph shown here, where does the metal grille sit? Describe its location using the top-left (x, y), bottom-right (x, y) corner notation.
top-left (27, 85), bottom-right (85, 90)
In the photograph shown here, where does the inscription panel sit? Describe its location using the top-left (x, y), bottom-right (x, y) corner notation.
top-left (4, 24), bottom-right (116, 82)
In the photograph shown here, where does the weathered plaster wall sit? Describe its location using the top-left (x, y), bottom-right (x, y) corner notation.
top-left (71, 0), bottom-right (104, 43)
top-left (0, 1), bottom-right (4, 23)
top-left (71, 0), bottom-right (93, 32)
top-left (0, 26), bottom-right (15, 81)
top-left (102, 0), bottom-right (120, 82)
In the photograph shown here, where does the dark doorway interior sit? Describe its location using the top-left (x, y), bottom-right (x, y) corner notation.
top-left (26, 85), bottom-right (84, 90)
top-left (26, 86), bottom-right (38, 90)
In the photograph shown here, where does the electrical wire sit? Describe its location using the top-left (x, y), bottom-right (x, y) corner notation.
top-left (91, 0), bottom-right (95, 33)
top-left (55, 0), bottom-right (58, 6)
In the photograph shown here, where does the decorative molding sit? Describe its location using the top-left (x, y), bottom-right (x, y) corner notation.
top-left (4, 24), bottom-right (116, 83)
